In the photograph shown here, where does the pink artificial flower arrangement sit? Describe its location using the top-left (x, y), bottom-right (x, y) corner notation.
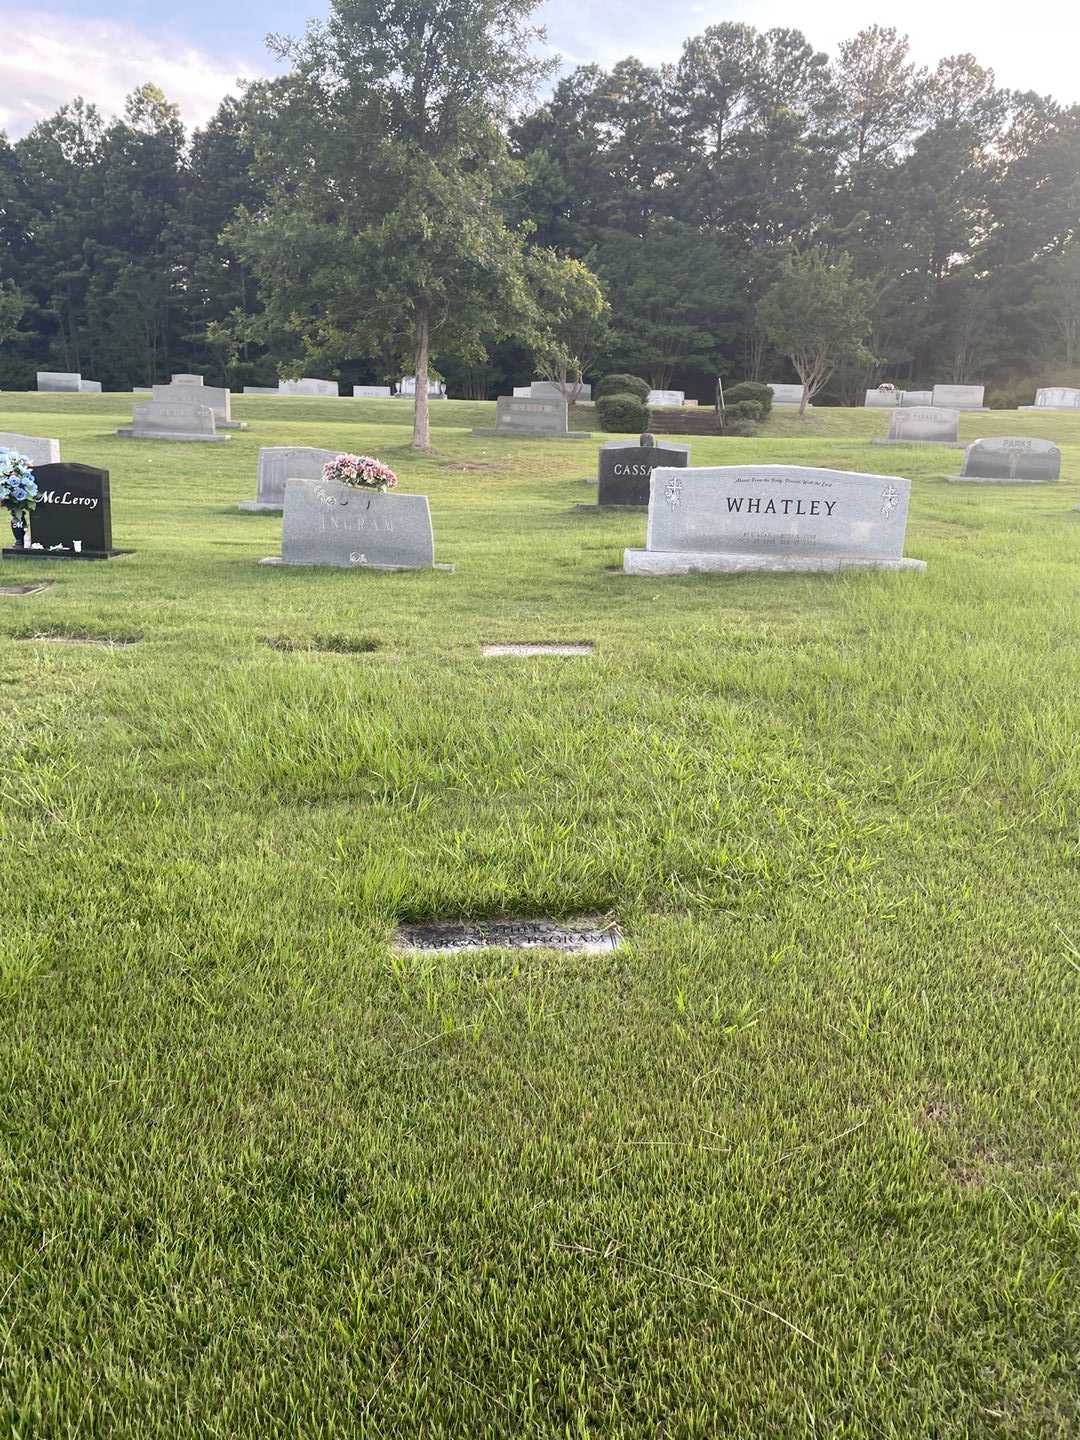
top-left (322, 453), bottom-right (398, 492)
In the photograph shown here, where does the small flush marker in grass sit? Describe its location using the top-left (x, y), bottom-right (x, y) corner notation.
top-left (16, 630), bottom-right (140, 649)
top-left (0, 583), bottom-right (53, 596)
top-left (482, 642), bottom-right (593, 657)
top-left (396, 918), bottom-right (621, 954)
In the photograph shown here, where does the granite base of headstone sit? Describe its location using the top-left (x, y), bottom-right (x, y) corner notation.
top-left (931, 384), bottom-right (987, 411)
top-left (584, 434), bottom-right (691, 507)
top-left (873, 407), bottom-right (962, 447)
top-left (473, 396), bottom-right (590, 440)
top-left (116, 399), bottom-right (227, 442)
top-left (239, 446), bottom-right (341, 513)
top-left (623, 465), bottom-right (925, 575)
top-left (260, 478), bottom-right (449, 570)
top-left (945, 437), bottom-right (1061, 483)
top-left (0, 433), bottom-right (61, 467)
top-left (2, 462), bottom-right (130, 559)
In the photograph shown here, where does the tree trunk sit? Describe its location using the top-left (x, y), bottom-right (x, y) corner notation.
top-left (412, 296), bottom-right (432, 451)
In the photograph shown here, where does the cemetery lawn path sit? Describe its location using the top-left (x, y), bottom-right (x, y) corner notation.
top-left (2, 395), bottom-right (1080, 1438)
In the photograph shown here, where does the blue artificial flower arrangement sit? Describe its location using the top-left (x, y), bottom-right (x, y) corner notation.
top-left (0, 449), bottom-right (39, 519)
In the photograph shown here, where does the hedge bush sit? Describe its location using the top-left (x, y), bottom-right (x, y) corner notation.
top-left (724, 381), bottom-right (773, 416)
top-left (596, 391), bottom-right (650, 432)
top-left (720, 399), bottom-right (763, 436)
top-left (595, 373), bottom-right (650, 403)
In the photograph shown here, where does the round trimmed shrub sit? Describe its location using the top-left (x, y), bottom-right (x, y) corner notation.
top-left (596, 391), bottom-right (650, 432)
top-left (720, 399), bottom-right (763, 436)
top-left (595, 373), bottom-right (650, 403)
top-left (725, 381), bottom-right (773, 416)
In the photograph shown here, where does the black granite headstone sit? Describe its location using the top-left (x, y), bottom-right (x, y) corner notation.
top-left (597, 438), bottom-right (690, 506)
top-left (5, 462), bottom-right (127, 559)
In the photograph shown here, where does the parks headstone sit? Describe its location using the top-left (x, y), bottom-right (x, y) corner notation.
top-left (262, 478), bottom-right (439, 569)
top-left (948, 436), bottom-right (1061, 483)
top-left (624, 465), bottom-right (924, 575)
top-left (116, 399), bottom-right (225, 442)
top-left (474, 396), bottom-right (589, 440)
top-left (931, 383), bottom-right (986, 410)
top-left (0, 432), bottom-right (60, 467)
top-left (5, 462), bottom-right (125, 558)
top-left (767, 383), bottom-right (806, 406)
top-left (875, 406), bottom-right (961, 447)
top-left (239, 446), bottom-right (341, 513)
top-left (597, 433), bottom-right (690, 506)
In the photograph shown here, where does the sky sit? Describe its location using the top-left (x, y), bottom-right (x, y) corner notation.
top-left (1, 0), bottom-right (1077, 139)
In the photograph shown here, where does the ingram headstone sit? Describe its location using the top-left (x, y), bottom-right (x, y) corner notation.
top-left (948, 436), bottom-right (1061, 483)
top-left (239, 446), bottom-right (341, 513)
top-left (116, 400), bottom-right (226, 442)
top-left (4, 462), bottom-right (123, 558)
top-left (875, 406), bottom-right (961, 447)
top-left (0, 432), bottom-right (61, 467)
top-left (474, 396), bottom-right (590, 440)
top-left (624, 465), bottom-right (924, 575)
top-left (647, 389), bottom-right (685, 407)
top-left (767, 383), bottom-right (806, 406)
top-left (597, 435), bottom-right (690, 506)
top-left (262, 478), bottom-right (438, 569)
top-left (931, 383), bottom-right (986, 410)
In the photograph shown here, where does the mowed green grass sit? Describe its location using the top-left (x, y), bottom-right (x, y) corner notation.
top-left (2, 392), bottom-right (1080, 1438)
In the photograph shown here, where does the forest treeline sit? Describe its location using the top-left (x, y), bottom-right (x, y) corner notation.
top-left (1, 22), bottom-right (1078, 401)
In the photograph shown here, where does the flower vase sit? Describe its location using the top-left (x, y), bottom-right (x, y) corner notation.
top-left (10, 516), bottom-right (27, 550)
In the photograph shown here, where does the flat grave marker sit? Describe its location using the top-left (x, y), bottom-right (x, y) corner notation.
top-left (396, 918), bottom-right (621, 954)
top-left (482, 643), bottom-right (593, 656)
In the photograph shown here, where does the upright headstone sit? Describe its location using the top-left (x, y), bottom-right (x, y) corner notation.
top-left (530, 381), bottom-right (592, 401)
top-left (116, 400), bottom-right (226, 442)
top-left (864, 389), bottom-right (900, 408)
top-left (398, 377), bottom-right (447, 398)
top-left (596, 434), bottom-right (690, 506)
top-left (647, 389), bottom-right (685, 407)
top-left (279, 378), bottom-right (339, 397)
top-left (623, 465), bottom-right (924, 575)
top-left (239, 447), bottom-right (341, 513)
top-left (1021, 387), bottom-right (1080, 411)
top-left (262, 478), bottom-right (439, 569)
top-left (152, 382), bottom-right (244, 430)
top-left (36, 372), bottom-right (82, 393)
top-left (243, 386), bottom-right (280, 395)
top-left (0, 433), bottom-right (61, 467)
top-left (901, 390), bottom-right (934, 407)
top-left (352, 385), bottom-right (393, 398)
top-left (79, 381), bottom-right (102, 393)
top-left (874, 406), bottom-right (961, 447)
top-left (171, 374), bottom-right (203, 385)
top-left (931, 383), bottom-right (986, 411)
top-left (767, 383), bottom-right (806, 406)
top-left (512, 386), bottom-right (532, 398)
top-left (473, 396), bottom-right (589, 440)
top-left (4, 462), bottom-right (125, 558)
top-left (948, 437), bottom-right (1061, 483)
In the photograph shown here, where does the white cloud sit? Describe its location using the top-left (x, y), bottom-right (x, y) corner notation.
top-left (0, 10), bottom-right (268, 139)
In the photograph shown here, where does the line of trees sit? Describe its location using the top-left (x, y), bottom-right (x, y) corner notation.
top-left (2, 4), bottom-right (1079, 435)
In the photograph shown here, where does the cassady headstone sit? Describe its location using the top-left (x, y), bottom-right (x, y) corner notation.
top-left (239, 446), bottom-right (340, 513)
top-left (864, 388), bottom-right (900, 408)
top-left (1021, 387), bottom-right (1080, 411)
top-left (948, 437), bottom-right (1061, 483)
top-left (596, 434), bottom-right (690, 506)
top-left (0, 433), bottom-right (60, 467)
top-left (152, 382), bottom-right (245, 430)
top-left (116, 399), bottom-right (226, 443)
top-left (767, 383), bottom-right (806, 406)
top-left (931, 383), bottom-right (986, 411)
top-left (647, 389), bottom-right (685, 407)
top-left (474, 396), bottom-right (590, 440)
top-left (36, 372), bottom-right (82, 393)
top-left (261, 478), bottom-right (442, 570)
top-left (531, 380), bottom-right (593, 401)
top-left (874, 406), bottom-right (961, 447)
top-left (278, 378), bottom-right (339, 397)
top-left (3, 463), bottom-right (128, 559)
top-left (352, 385), bottom-right (393, 398)
top-left (623, 465), bottom-right (925, 575)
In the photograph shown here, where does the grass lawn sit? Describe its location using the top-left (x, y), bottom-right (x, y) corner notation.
top-left (2, 392), bottom-right (1080, 1437)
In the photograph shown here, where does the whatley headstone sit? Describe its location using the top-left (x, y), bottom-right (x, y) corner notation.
top-left (874, 406), bottom-right (961, 447)
top-left (261, 478), bottom-right (441, 570)
top-left (931, 383), bottom-right (986, 411)
top-left (947, 436), bottom-right (1061, 483)
top-left (4, 462), bottom-right (126, 559)
top-left (596, 434), bottom-right (690, 506)
top-left (1021, 387), bottom-right (1080, 411)
top-left (116, 399), bottom-right (226, 442)
top-left (152, 382), bottom-right (245, 430)
top-left (623, 465), bottom-right (924, 575)
top-left (474, 396), bottom-right (590, 440)
top-left (0, 432), bottom-right (60, 467)
top-left (239, 447), bottom-right (341, 513)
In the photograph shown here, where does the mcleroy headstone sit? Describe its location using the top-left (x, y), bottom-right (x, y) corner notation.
top-left (116, 399), bottom-right (226, 443)
top-left (261, 478), bottom-right (442, 570)
top-left (3, 462), bottom-right (128, 559)
top-left (624, 465), bottom-right (924, 575)
top-left (947, 436), bottom-right (1061, 483)
top-left (596, 433), bottom-right (690, 506)
top-left (874, 406), bottom-right (961, 447)
top-left (239, 446), bottom-right (341, 513)
top-left (931, 383), bottom-right (986, 411)
top-left (0, 433), bottom-right (60, 467)
top-left (473, 396), bottom-right (590, 440)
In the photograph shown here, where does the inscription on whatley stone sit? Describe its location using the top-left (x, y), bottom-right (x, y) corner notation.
top-left (951, 436), bottom-right (1061, 483)
top-left (598, 437), bottom-right (690, 506)
top-left (624, 465), bottom-right (924, 575)
top-left (266, 478), bottom-right (437, 569)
